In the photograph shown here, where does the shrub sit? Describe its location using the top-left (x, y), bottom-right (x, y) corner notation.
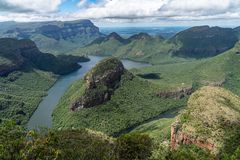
top-left (116, 133), bottom-right (153, 160)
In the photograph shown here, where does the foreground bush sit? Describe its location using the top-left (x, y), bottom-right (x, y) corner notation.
top-left (0, 120), bottom-right (153, 160)
top-left (116, 133), bottom-right (153, 160)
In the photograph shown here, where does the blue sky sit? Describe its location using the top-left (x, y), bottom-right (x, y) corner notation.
top-left (0, 0), bottom-right (240, 27)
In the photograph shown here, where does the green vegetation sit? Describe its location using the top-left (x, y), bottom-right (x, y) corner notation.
top-left (0, 69), bottom-right (57, 125)
top-left (0, 20), bottom-right (102, 55)
top-left (0, 38), bottom-right (89, 124)
top-left (73, 26), bottom-right (239, 65)
top-left (72, 33), bottom-right (188, 64)
top-left (132, 42), bottom-right (240, 92)
top-left (0, 120), bottom-right (153, 160)
top-left (171, 26), bottom-right (238, 58)
top-left (53, 58), bottom-right (186, 135)
top-left (0, 38), bottom-right (90, 75)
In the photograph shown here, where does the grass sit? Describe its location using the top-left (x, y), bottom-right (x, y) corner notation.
top-left (132, 42), bottom-right (240, 92)
top-left (0, 68), bottom-right (57, 125)
top-left (131, 108), bottom-right (183, 142)
top-left (132, 118), bottom-right (175, 142)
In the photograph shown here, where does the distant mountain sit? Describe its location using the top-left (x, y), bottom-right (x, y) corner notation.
top-left (234, 26), bottom-right (240, 39)
top-left (72, 32), bottom-right (180, 64)
top-left (0, 38), bottom-right (88, 76)
top-left (127, 32), bottom-right (153, 41)
top-left (0, 20), bottom-right (103, 54)
top-left (90, 32), bottom-right (128, 45)
top-left (171, 26), bottom-right (239, 58)
top-left (74, 26), bottom-right (240, 64)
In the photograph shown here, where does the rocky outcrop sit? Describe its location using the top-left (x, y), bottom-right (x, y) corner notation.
top-left (71, 58), bottom-right (131, 110)
top-left (171, 121), bottom-right (215, 151)
top-left (156, 87), bottom-right (193, 99)
top-left (170, 86), bottom-right (240, 155)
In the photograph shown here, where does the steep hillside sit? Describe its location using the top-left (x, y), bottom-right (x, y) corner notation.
top-left (171, 26), bottom-right (238, 58)
top-left (0, 20), bottom-right (103, 54)
top-left (0, 68), bottom-right (57, 125)
top-left (172, 86), bottom-right (240, 156)
top-left (53, 57), bottom-right (186, 135)
top-left (0, 38), bottom-right (89, 124)
top-left (133, 42), bottom-right (240, 94)
top-left (0, 38), bottom-right (88, 76)
top-left (73, 32), bottom-right (187, 64)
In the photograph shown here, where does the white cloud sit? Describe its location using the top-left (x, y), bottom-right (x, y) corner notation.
top-left (72, 0), bottom-right (240, 20)
top-left (74, 0), bottom-right (166, 19)
top-left (0, 0), bottom-right (62, 13)
top-left (1, 0), bottom-right (240, 26)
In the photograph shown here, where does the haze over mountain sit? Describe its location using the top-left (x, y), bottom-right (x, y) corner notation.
top-left (0, 20), bottom-right (103, 54)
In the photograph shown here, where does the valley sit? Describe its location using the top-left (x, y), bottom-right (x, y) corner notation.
top-left (1, 19), bottom-right (240, 160)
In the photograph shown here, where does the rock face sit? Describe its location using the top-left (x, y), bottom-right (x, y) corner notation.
top-left (71, 57), bottom-right (128, 110)
top-left (171, 121), bottom-right (215, 151)
top-left (156, 87), bottom-right (193, 99)
top-left (170, 86), bottom-right (240, 155)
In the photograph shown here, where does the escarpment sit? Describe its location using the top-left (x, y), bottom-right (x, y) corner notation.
top-left (171, 121), bottom-right (215, 151)
top-left (156, 87), bottom-right (193, 99)
top-left (0, 38), bottom-right (85, 76)
top-left (170, 86), bottom-right (240, 155)
top-left (71, 57), bottom-right (132, 110)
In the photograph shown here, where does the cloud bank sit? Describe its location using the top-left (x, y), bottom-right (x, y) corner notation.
top-left (0, 0), bottom-right (240, 25)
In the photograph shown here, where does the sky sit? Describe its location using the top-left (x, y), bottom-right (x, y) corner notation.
top-left (0, 0), bottom-right (240, 27)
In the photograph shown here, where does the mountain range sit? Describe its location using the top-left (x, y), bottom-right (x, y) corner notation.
top-left (0, 20), bottom-right (103, 54)
top-left (73, 25), bottom-right (240, 64)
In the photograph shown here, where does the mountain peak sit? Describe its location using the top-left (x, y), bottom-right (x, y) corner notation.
top-left (107, 32), bottom-right (127, 43)
top-left (128, 32), bottom-right (152, 41)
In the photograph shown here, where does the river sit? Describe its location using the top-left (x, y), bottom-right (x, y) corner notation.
top-left (27, 56), bottom-right (150, 130)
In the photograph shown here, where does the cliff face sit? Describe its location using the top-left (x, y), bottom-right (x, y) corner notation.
top-left (71, 57), bottom-right (131, 110)
top-left (36, 20), bottom-right (100, 41)
top-left (171, 121), bottom-right (215, 151)
top-left (170, 86), bottom-right (240, 155)
top-left (0, 38), bottom-right (83, 76)
top-left (156, 87), bottom-right (193, 99)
